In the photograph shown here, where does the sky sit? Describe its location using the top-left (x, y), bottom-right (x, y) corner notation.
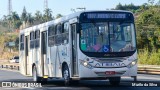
top-left (0, 0), bottom-right (158, 18)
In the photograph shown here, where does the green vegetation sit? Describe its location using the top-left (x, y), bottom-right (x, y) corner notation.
top-left (138, 49), bottom-right (160, 65)
top-left (0, 7), bottom-right (63, 31)
top-left (115, 0), bottom-right (160, 65)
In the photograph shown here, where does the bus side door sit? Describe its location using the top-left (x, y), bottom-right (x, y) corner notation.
top-left (69, 18), bottom-right (79, 77)
top-left (41, 31), bottom-right (49, 77)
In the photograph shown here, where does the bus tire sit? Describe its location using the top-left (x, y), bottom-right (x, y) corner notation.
top-left (62, 65), bottom-right (71, 86)
top-left (41, 78), bottom-right (48, 84)
top-left (70, 80), bottom-right (79, 85)
top-left (132, 76), bottom-right (137, 82)
top-left (33, 66), bottom-right (42, 82)
top-left (109, 77), bottom-right (121, 86)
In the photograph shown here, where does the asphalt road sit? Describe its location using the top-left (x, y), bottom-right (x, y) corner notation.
top-left (0, 69), bottom-right (160, 90)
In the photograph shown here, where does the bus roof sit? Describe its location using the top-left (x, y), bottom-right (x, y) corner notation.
top-left (20, 10), bottom-right (133, 34)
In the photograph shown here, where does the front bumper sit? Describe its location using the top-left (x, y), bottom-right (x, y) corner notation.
top-left (78, 64), bottom-right (137, 78)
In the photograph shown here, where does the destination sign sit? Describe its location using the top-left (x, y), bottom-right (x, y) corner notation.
top-left (86, 13), bottom-right (126, 19)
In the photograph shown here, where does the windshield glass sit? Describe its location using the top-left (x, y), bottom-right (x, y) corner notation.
top-left (80, 22), bottom-right (136, 52)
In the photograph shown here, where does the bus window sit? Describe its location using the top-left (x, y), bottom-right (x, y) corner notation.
top-left (20, 34), bottom-right (24, 50)
top-left (55, 24), bottom-right (62, 45)
top-left (80, 23), bottom-right (109, 52)
top-left (48, 25), bottom-right (55, 47)
top-left (30, 31), bottom-right (35, 49)
top-left (35, 30), bottom-right (40, 48)
top-left (62, 22), bottom-right (69, 44)
top-left (109, 22), bottom-right (134, 52)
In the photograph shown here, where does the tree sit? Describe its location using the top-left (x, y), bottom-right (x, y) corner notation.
top-left (21, 6), bottom-right (27, 22)
top-left (26, 13), bottom-right (34, 26)
top-left (9, 11), bottom-right (22, 30)
top-left (35, 10), bottom-right (43, 23)
top-left (56, 14), bottom-right (63, 19)
top-left (148, 0), bottom-right (155, 5)
top-left (1, 15), bottom-right (8, 27)
top-left (35, 11), bottom-right (42, 20)
top-left (115, 3), bottom-right (141, 13)
top-left (140, 3), bottom-right (149, 11)
top-left (43, 8), bottom-right (53, 22)
top-left (136, 6), bottom-right (160, 51)
top-left (11, 12), bottom-right (20, 21)
top-left (115, 3), bottom-right (124, 10)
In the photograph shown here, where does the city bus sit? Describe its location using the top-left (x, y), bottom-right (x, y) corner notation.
top-left (19, 10), bottom-right (137, 86)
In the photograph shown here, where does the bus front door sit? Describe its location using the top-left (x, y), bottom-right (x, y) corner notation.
top-left (71, 24), bottom-right (78, 76)
top-left (41, 31), bottom-right (49, 77)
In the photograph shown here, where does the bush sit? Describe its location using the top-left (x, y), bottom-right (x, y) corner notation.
top-left (138, 48), bottom-right (160, 65)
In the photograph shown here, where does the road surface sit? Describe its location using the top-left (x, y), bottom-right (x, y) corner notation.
top-left (0, 70), bottom-right (160, 90)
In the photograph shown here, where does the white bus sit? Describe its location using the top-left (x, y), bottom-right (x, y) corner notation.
top-left (19, 10), bottom-right (137, 86)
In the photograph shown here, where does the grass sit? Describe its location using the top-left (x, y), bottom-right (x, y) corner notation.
top-left (138, 49), bottom-right (160, 65)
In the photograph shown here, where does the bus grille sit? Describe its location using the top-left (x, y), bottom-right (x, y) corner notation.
top-left (92, 57), bottom-right (127, 63)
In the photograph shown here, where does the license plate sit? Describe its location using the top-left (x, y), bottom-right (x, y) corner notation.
top-left (105, 71), bottom-right (115, 75)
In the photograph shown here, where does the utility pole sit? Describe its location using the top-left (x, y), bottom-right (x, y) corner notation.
top-left (44, 0), bottom-right (48, 9)
top-left (8, 0), bottom-right (12, 31)
top-left (8, 0), bottom-right (12, 15)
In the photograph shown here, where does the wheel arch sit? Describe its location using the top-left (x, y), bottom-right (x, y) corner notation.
top-left (32, 63), bottom-right (36, 76)
top-left (62, 62), bottom-right (70, 77)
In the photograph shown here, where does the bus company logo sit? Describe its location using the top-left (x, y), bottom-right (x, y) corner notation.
top-left (95, 62), bottom-right (126, 67)
top-left (2, 82), bottom-right (12, 87)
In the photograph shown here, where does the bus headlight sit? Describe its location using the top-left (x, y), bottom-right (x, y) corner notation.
top-left (83, 62), bottom-right (88, 66)
top-left (127, 60), bottom-right (137, 68)
top-left (80, 60), bottom-right (93, 69)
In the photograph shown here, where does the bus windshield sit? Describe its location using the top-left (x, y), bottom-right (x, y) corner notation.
top-left (80, 22), bottom-right (136, 53)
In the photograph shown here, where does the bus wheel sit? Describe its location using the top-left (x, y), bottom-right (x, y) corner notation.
top-left (109, 77), bottom-right (121, 86)
top-left (41, 78), bottom-right (48, 84)
top-left (132, 76), bottom-right (137, 82)
top-left (63, 65), bottom-right (70, 86)
top-left (33, 66), bottom-right (42, 82)
top-left (70, 80), bottom-right (79, 85)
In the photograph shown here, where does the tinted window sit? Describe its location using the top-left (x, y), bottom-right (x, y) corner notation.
top-left (35, 30), bottom-right (40, 48)
top-left (30, 31), bottom-right (35, 49)
top-left (20, 34), bottom-right (24, 50)
top-left (62, 22), bottom-right (69, 44)
top-left (48, 25), bottom-right (55, 47)
top-left (48, 26), bottom-right (55, 36)
top-left (55, 24), bottom-right (62, 45)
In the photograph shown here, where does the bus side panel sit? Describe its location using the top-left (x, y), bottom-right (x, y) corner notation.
top-left (28, 49), bottom-right (35, 76)
top-left (55, 45), bottom-right (63, 77)
top-left (48, 46), bottom-right (56, 77)
top-left (47, 46), bottom-right (51, 77)
top-left (35, 48), bottom-right (41, 76)
top-left (28, 47), bottom-right (33, 76)
top-left (59, 44), bottom-right (70, 78)
top-left (37, 30), bottom-right (43, 77)
top-left (48, 45), bottom-right (70, 78)
top-left (19, 50), bottom-right (25, 75)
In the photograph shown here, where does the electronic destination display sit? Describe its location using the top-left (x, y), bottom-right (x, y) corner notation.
top-left (87, 13), bottom-right (126, 19)
top-left (79, 11), bottom-right (134, 22)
